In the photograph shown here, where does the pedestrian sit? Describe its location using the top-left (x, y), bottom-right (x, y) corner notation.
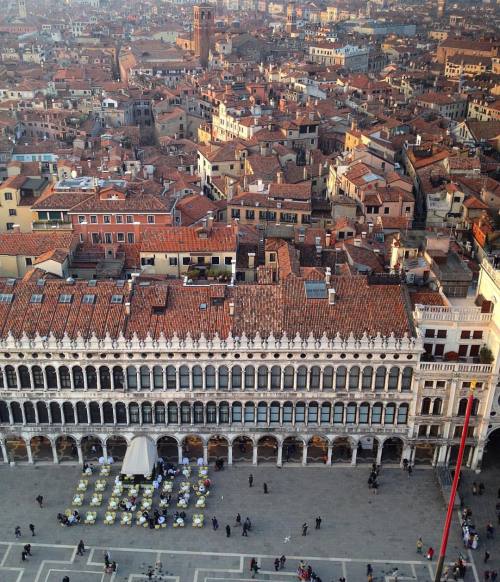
top-left (485, 551), bottom-right (491, 564)
top-left (147, 566), bottom-right (154, 580)
top-left (403, 458), bottom-right (408, 471)
top-left (242, 523), bottom-right (248, 536)
top-left (485, 571), bottom-right (491, 581)
top-left (14, 526), bottom-right (21, 539)
top-left (473, 482), bottom-right (478, 495)
top-left (77, 540), bottom-right (85, 556)
top-left (339, 578), bottom-right (346, 582)
top-left (274, 558), bottom-right (280, 571)
top-left (236, 513), bottom-right (241, 526)
top-left (480, 483), bottom-right (486, 496)
top-left (248, 474), bottom-right (253, 488)
top-left (487, 522), bottom-right (495, 539)
top-left (280, 555), bottom-right (286, 569)
top-left (62, 577), bottom-right (70, 582)
top-left (29, 524), bottom-right (35, 536)
top-left (367, 564), bottom-right (373, 576)
top-left (250, 558), bottom-right (259, 578)
top-left (23, 544), bottom-right (31, 556)
top-left (212, 516), bottom-right (219, 531)
top-left (263, 483), bottom-right (268, 494)
top-left (245, 517), bottom-right (252, 531)
top-left (21, 551), bottom-right (27, 561)
top-left (427, 547), bottom-right (434, 561)
top-left (302, 523), bottom-right (308, 536)
top-left (104, 551), bottom-right (111, 567)
top-left (408, 465), bottom-right (413, 477)
top-left (315, 516), bottom-right (322, 529)
top-left (35, 495), bottom-right (43, 508)
top-left (226, 525), bottom-right (231, 538)
top-left (416, 537), bottom-right (423, 553)
top-left (491, 571), bottom-right (498, 581)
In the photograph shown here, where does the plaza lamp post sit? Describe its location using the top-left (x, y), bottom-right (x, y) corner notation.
top-left (434, 380), bottom-right (476, 582)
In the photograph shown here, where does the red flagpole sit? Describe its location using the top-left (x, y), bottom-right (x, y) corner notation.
top-left (434, 382), bottom-right (476, 582)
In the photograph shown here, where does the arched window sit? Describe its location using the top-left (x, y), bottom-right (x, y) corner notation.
top-left (0, 400), bottom-right (9, 423)
top-left (155, 402), bottom-right (165, 424)
top-left (5, 365), bottom-right (17, 388)
top-left (471, 398), bottom-right (480, 416)
top-left (295, 402), bottom-right (306, 423)
top-left (76, 401), bottom-right (88, 423)
top-left (73, 366), bottom-right (84, 389)
top-left (346, 402), bottom-right (357, 423)
top-left (24, 402), bottom-right (35, 423)
top-left (85, 366), bottom-right (97, 390)
top-left (206, 401), bottom-right (216, 424)
top-left (333, 402), bottom-right (344, 424)
top-left (359, 402), bottom-right (370, 423)
top-left (432, 398), bottom-right (442, 415)
top-left (258, 366), bottom-right (268, 390)
top-left (88, 401), bottom-right (100, 423)
top-left (180, 402), bottom-right (191, 423)
top-left (372, 402), bottom-right (383, 424)
top-left (231, 366), bottom-right (242, 390)
top-left (310, 366), bottom-right (321, 390)
top-left (397, 403), bottom-right (409, 424)
top-left (349, 366), bottom-right (360, 391)
top-left (142, 402), bottom-right (152, 424)
top-left (113, 366), bottom-right (124, 390)
top-left (11, 402), bottom-right (22, 423)
top-left (100, 367), bottom-right (111, 390)
top-left (59, 366), bottom-right (71, 389)
top-left (218, 366), bottom-right (229, 390)
top-left (205, 366), bottom-right (216, 390)
top-left (193, 402), bottom-right (204, 423)
top-left (50, 402), bottom-right (62, 423)
top-left (192, 366), bottom-right (203, 390)
top-left (284, 366), bottom-right (294, 390)
top-left (140, 366), bottom-right (150, 390)
top-left (375, 366), bottom-right (386, 391)
top-left (421, 397), bottom-right (431, 415)
top-left (385, 403), bottom-right (396, 424)
top-left (127, 366), bottom-right (137, 391)
top-left (219, 401), bottom-right (229, 423)
top-left (336, 366), bottom-right (347, 390)
top-left (388, 367), bottom-right (399, 391)
top-left (153, 366), bottom-right (163, 390)
top-left (33, 366), bottom-right (44, 389)
top-left (129, 402), bottom-right (139, 424)
top-left (19, 366), bottom-right (31, 389)
top-left (271, 366), bottom-right (281, 390)
top-left (308, 401), bottom-right (318, 423)
top-left (458, 398), bottom-right (467, 416)
top-left (270, 401), bottom-right (280, 423)
top-left (167, 402), bottom-right (178, 424)
top-left (297, 366), bottom-right (307, 390)
top-left (166, 366), bottom-right (176, 390)
top-left (244, 402), bottom-right (255, 423)
top-left (283, 401), bottom-right (293, 423)
top-left (179, 366), bottom-right (189, 390)
top-left (401, 367), bottom-right (413, 391)
top-left (115, 402), bottom-right (127, 424)
top-left (362, 367), bottom-right (373, 391)
top-left (232, 402), bottom-right (242, 423)
top-left (321, 402), bottom-right (331, 424)
top-left (244, 366), bottom-right (255, 390)
top-left (103, 402), bottom-right (114, 424)
top-left (323, 366), bottom-right (334, 390)
top-left (37, 402), bottom-right (49, 423)
top-left (257, 402), bottom-right (267, 423)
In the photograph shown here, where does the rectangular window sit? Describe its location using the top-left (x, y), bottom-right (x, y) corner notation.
top-left (116, 215), bottom-right (123, 224)
top-left (116, 233), bottom-right (124, 242)
top-left (78, 215), bottom-right (85, 223)
top-left (437, 329), bottom-right (447, 339)
top-left (104, 233), bottom-right (112, 244)
top-left (472, 330), bottom-right (483, 340)
top-left (6, 223), bottom-right (14, 230)
top-left (8, 209), bottom-right (16, 216)
top-left (283, 405), bottom-right (293, 423)
top-left (224, 257), bottom-right (232, 265)
top-left (58, 294), bottom-right (72, 304)
top-left (169, 257), bottom-right (178, 266)
top-left (25, 257), bottom-right (32, 266)
top-left (126, 215), bottom-right (134, 223)
top-left (434, 344), bottom-right (445, 356)
top-left (110, 294), bottom-right (123, 304)
top-left (425, 329), bottom-right (435, 338)
top-left (90, 215), bottom-right (97, 224)
top-left (246, 210), bottom-right (255, 220)
top-left (4, 192), bottom-right (12, 201)
top-left (182, 257), bottom-right (190, 266)
top-left (211, 256), bottom-right (220, 265)
top-left (82, 294), bottom-right (95, 304)
top-left (436, 381), bottom-right (446, 388)
top-left (460, 330), bottom-right (471, 339)
top-left (103, 215), bottom-right (111, 224)
top-left (127, 233), bottom-right (135, 243)
top-left (147, 215), bottom-right (155, 224)
top-left (458, 344), bottom-right (468, 357)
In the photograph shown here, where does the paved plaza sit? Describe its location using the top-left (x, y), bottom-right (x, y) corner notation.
top-left (0, 462), bottom-right (488, 582)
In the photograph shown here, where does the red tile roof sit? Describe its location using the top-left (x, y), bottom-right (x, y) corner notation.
top-left (140, 225), bottom-right (238, 253)
top-left (0, 232), bottom-right (75, 257)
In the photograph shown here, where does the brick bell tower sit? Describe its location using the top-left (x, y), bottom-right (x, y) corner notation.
top-left (193, 4), bottom-right (213, 69)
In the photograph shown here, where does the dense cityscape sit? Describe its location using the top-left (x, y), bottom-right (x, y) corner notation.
top-left (0, 0), bottom-right (498, 580)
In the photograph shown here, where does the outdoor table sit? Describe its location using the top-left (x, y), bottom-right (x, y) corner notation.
top-left (72, 494), bottom-right (83, 506)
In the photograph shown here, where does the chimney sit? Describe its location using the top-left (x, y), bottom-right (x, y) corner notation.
top-left (303, 166), bottom-right (308, 180)
top-left (325, 266), bottom-right (331, 285)
top-left (11, 224), bottom-right (21, 233)
top-left (248, 252), bottom-right (256, 269)
top-left (276, 171), bottom-right (284, 184)
top-left (328, 288), bottom-right (336, 305)
top-left (325, 232), bottom-right (331, 246)
top-left (351, 118), bottom-right (358, 131)
top-left (229, 302), bottom-right (235, 316)
top-left (207, 210), bottom-right (214, 230)
top-left (125, 301), bottom-right (131, 315)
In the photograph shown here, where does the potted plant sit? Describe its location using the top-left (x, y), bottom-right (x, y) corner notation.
top-left (479, 346), bottom-right (494, 365)
top-left (186, 269), bottom-right (200, 281)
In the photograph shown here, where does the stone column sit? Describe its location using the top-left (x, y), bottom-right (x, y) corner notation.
top-left (102, 442), bottom-right (108, 460)
top-left (15, 366), bottom-right (21, 390)
top-left (326, 444), bottom-right (333, 465)
top-left (302, 443), bottom-right (308, 466)
top-left (51, 440), bottom-right (58, 464)
top-left (228, 445), bottom-right (233, 466)
top-left (55, 366), bottom-right (61, 391)
top-left (177, 443), bottom-right (183, 465)
top-left (376, 442), bottom-right (383, 465)
top-left (351, 445), bottom-right (358, 466)
top-left (26, 440), bottom-right (33, 464)
top-left (69, 368), bottom-right (75, 390)
top-left (0, 440), bottom-right (8, 463)
top-left (203, 444), bottom-right (208, 464)
top-left (252, 444), bottom-right (258, 466)
top-left (29, 366), bottom-right (35, 390)
top-left (277, 443), bottom-right (283, 467)
top-left (437, 445), bottom-right (448, 466)
top-left (77, 442), bottom-right (83, 465)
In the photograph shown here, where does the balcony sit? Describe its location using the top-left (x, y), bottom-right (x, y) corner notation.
top-left (32, 219), bottom-right (73, 230)
top-left (419, 362), bottom-right (493, 375)
top-left (414, 304), bottom-right (492, 323)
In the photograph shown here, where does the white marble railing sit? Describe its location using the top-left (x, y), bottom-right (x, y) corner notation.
top-left (414, 305), bottom-right (492, 323)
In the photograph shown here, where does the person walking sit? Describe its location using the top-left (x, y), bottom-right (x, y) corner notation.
top-left (480, 483), bottom-right (486, 496)
top-left (236, 513), bottom-right (241, 527)
top-left (29, 524), bottom-right (35, 537)
top-left (487, 522), bottom-right (495, 539)
top-left (279, 555), bottom-right (286, 569)
top-left (242, 522), bottom-right (248, 536)
top-left (274, 558), bottom-right (280, 571)
top-left (23, 544), bottom-right (32, 556)
top-left (315, 516), bottom-right (322, 530)
top-left (302, 523), bottom-right (308, 536)
top-left (263, 483), bottom-right (268, 494)
top-left (491, 570), bottom-right (498, 581)
top-left (250, 558), bottom-right (259, 578)
top-left (416, 537), bottom-right (423, 553)
top-left (248, 474), bottom-right (253, 488)
top-left (408, 465), bottom-right (413, 477)
top-left (212, 517), bottom-right (219, 531)
top-left (366, 564), bottom-right (373, 576)
top-left (14, 526), bottom-right (21, 539)
top-left (485, 551), bottom-right (491, 564)
top-left (226, 525), bottom-right (231, 538)
top-left (427, 547), bottom-right (434, 561)
top-left (35, 495), bottom-right (43, 508)
top-left (21, 551), bottom-right (27, 562)
top-left (62, 577), bottom-right (70, 582)
top-left (77, 540), bottom-right (85, 556)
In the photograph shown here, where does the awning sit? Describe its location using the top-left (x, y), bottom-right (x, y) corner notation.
top-left (121, 435), bottom-right (157, 477)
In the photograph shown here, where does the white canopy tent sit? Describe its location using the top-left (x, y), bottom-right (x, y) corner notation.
top-left (121, 435), bottom-right (158, 477)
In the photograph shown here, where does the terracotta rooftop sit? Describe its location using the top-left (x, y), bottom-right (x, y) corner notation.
top-left (140, 225), bottom-right (238, 253)
top-left (0, 232), bottom-right (75, 257)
